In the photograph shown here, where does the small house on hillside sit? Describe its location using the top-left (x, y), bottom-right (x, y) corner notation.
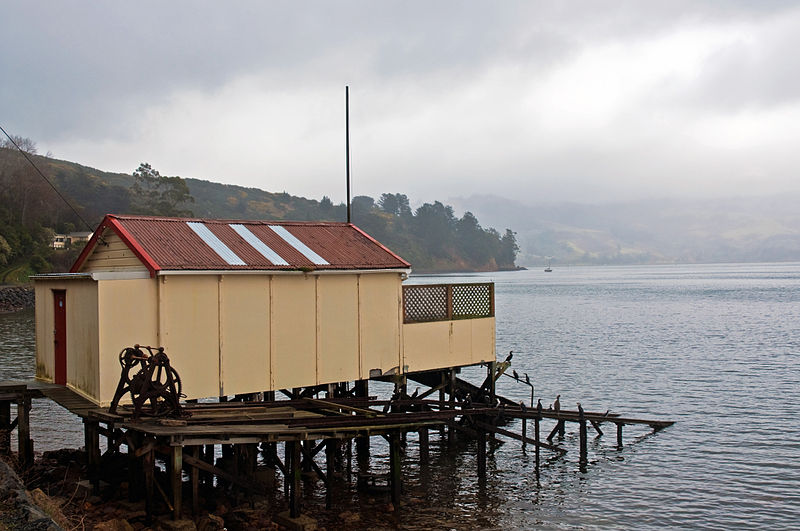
top-left (33, 214), bottom-right (496, 406)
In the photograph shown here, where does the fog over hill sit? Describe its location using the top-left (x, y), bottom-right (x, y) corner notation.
top-left (448, 194), bottom-right (800, 266)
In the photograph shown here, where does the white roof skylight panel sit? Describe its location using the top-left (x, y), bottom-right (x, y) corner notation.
top-left (229, 224), bottom-right (289, 266)
top-left (186, 222), bottom-right (246, 266)
top-left (268, 225), bottom-right (329, 265)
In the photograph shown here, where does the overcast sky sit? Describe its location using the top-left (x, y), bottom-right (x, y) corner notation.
top-left (3, 1), bottom-right (800, 205)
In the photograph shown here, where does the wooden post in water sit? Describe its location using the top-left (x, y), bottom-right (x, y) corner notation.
top-left (578, 405), bottom-right (588, 469)
top-left (326, 439), bottom-right (336, 509)
top-left (355, 379), bottom-right (370, 460)
top-left (477, 427), bottom-right (487, 483)
top-left (18, 393), bottom-right (32, 468)
top-left (0, 400), bottom-right (10, 454)
top-left (419, 428), bottom-right (429, 465)
top-left (521, 418), bottom-right (527, 450)
top-left (190, 446), bottom-right (200, 517)
top-left (616, 423), bottom-right (624, 449)
top-left (289, 441), bottom-right (302, 518)
top-left (389, 431), bottom-right (402, 507)
top-left (171, 445), bottom-right (183, 520)
top-left (83, 418), bottom-right (99, 491)
top-left (534, 416), bottom-right (541, 475)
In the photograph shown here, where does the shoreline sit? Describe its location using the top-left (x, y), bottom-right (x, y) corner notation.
top-left (0, 286), bottom-right (34, 313)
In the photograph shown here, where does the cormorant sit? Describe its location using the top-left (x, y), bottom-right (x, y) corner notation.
top-left (504, 351), bottom-right (514, 363)
top-left (524, 373), bottom-right (531, 385)
top-left (537, 399), bottom-right (543, 414)
top-left (512, 370), bottom-right (519, 381)
top-left (520, 401), bottom-right (527, 413)
top-left (553, 395), bottom-right (561, 413)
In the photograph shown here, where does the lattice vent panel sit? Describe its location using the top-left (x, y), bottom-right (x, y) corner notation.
top-left (452, 284), bottom-right (492, 318)
top-left (403, 285), bottom-right (447, 323)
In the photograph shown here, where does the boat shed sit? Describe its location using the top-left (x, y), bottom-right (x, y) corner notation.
top-left (33, 214), bottom-right (496, 406)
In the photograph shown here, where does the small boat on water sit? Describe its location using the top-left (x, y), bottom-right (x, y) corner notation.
top-left (544, 259), bottom-right (553, 272)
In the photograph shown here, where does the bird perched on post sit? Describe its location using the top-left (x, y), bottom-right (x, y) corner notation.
top-left (525, 373), bottom-right (531, 386)
top-left (553, 395), bottom-right (561, 413)
top-left (512, 370), bottom-right (519, 381)
top-left (504, 351), bottom-right (513, 363)
top-left (537, 399), bottom-right (543, 415)
top-left (520, 401), bottom-right (527, 413)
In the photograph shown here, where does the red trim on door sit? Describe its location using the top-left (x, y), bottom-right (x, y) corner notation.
top-left (53, 290), bottom-right (67, 385)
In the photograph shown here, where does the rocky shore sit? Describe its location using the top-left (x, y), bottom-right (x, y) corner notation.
top-left (0, 286), bottom-right (34, 313)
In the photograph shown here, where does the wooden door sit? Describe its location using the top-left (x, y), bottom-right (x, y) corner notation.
top-left (53, 290), bottom-right (66, 385)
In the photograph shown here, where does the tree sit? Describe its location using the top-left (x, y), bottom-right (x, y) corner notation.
top-left (0, 135), bottom-right (37, 154)
top-left (130, 163), bottom-right (194, 216)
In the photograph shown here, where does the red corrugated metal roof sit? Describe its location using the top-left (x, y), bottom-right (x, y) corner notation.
top-left (71, 215), bottom-right (410, 275)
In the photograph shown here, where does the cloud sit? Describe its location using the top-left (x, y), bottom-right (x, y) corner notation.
top-left (3, 1), bottom-right (800, 205)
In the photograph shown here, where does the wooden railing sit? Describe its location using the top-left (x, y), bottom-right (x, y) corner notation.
top-left (403, 282), bottom-right (494, 323)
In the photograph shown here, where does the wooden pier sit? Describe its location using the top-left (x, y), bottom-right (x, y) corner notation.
top-left (0, 366), bottom-right (674, 525)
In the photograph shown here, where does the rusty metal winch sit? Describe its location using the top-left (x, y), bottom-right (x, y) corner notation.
top-left (108, 345), bottom-right (188, 419)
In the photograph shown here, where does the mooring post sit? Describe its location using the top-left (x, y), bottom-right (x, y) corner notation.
top-left (439, 370), bottom-right (447, 438)
top-left (558, 419), bottom-right (565, 438)
top-left (190, 446), bottom-right (200, 517)
top-left (477, 426), bottom-right (487, 483)
top-left (83, 418), bottom-right (99, 491)
top-left (522, 418), bottom-right (527, 451)
top-left (389, 431), bottom-right (402, 507)
top-left (534, 416), bottom-right (541, 474)
top-left (171, 445), bottom-right (183, 520)
top-left (355, 379), bottom-right (370, 460)
top-left (325, 439), bottom-right (336, 509)
top-left (419, 428), bottom-right (429, 465)
top-left (283, 442), bottom-right (291, 498)
top-left (18, 393), bottom-right (32, 469)
top-left (289, 440), bottom-right (302, 518)
top-left (579, 406), bottom-right (588, 469)
top-left (448, 369), bottom-right (457, 444)
top-left (0, 400), bottom-right (10, 454)
top-left (616, 423), bottom-right (624, 449)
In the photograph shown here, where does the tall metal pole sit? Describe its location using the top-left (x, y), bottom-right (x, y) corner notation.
top-left (345, 86), bottom-right (351, 224)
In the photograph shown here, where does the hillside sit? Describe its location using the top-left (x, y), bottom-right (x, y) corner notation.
top-left (449, 194), bottom-right (800, 266)
top-left (0, 147), bottom-right (518, 281)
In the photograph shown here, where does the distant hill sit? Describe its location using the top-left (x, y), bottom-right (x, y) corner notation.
top-left (0, 148), bottom-right (518, 280)
top-left (449, 194), bottom-right (800, 266)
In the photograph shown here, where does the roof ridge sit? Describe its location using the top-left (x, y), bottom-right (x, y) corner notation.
top-left (110, 214), bottom-right (350, 226)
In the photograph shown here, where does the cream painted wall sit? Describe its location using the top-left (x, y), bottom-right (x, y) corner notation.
top-left (33, 279), bottom-right (99, 399)
top-left (158, 275), bottom-right (220, 399)
top-left (271, 275), bottom-right (316, 390)
top-left (359, 274), bottom-right (402, 377)
top-left (96, 279), bottom-right (159, 405)
top-left (219, 275), bottom-right (270, 396)
top-left (403, 317), bottom-right (496, 372)
top-left (317, 275), bottom-right (359, 384)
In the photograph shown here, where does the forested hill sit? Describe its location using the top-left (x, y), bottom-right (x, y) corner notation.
top-left (0, 146), bottom-right (518, 282)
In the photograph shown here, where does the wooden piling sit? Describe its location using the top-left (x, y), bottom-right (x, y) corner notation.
top-left (190, 446), bottom-right (200, 516)
top-left (616, 423), bottom-right (623, 448)
top-left (534, 416), bottom-right (541, 474)
top-left (419, 428), bottom-right (429, 465)
top-left (579, 408), bottom-right (588, 468)
top-left (389, 431), bottom-right (402, 506)
top-left (521, 418), bottom-right (527, 450)
top-left (83, 418), bottom-right (99, 491)
top-left (477, 427), bottom-right (487, 483)
top-left (0, 400), bottom-right (10, 454)
top-left (289, 441), bottom-right (301, 518)
top-left (18, 393), bottom-right (31, 468)
top-left (171, 445), bottom-right (183, 520)
top-left (354, 379), bottom-right (370, 459)
top-left (325, 439), bottom-right (335, 509)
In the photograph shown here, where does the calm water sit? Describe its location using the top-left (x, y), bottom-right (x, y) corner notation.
top-left (2, 263), bottom-right (799, 529)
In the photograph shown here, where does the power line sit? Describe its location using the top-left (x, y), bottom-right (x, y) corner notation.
top-left (0, 124), bottom-right (98, 236)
